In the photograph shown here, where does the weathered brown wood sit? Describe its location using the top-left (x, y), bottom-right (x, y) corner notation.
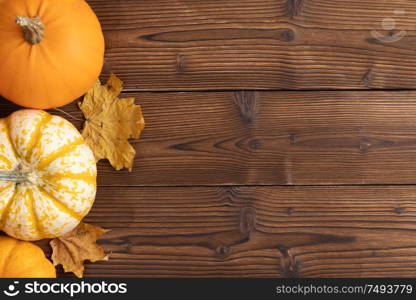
top-left (36, 185), bottom-right (416, 277)
top-left (87, 0), bottom-right (416, 91)
top-left (3, 90), bottom-right (414, 186)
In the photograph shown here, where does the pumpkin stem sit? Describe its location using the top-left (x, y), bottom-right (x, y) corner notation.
top-left (0, 170), bottom-right (29, 183)
top-left (16, 16), bottom-right (45, 45)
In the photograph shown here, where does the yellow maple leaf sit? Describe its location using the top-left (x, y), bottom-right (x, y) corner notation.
top-left (79, 74), bottom-right (145, 171)
top-left (50, 223), bottom-right (109, 278)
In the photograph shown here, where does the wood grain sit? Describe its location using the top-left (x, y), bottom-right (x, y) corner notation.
top-left (37, 185), bottom-right (416, 277)
top-left (2, 0), bottom-right (416, 279)
top-left (87, 0), bottom-right (416, 91)
top-left (3, 90), bottom-right (415, 186)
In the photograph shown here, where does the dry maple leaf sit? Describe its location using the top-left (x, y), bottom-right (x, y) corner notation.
top-left (50, 223), bottom-right (109, 278)
top-left (79, 73), bottom-right (145, 171)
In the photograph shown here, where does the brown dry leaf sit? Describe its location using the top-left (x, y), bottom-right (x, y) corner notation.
top-left (79, 73), bottom-right (145, 171)
top-left (50, 223), bottom-right (109, 278)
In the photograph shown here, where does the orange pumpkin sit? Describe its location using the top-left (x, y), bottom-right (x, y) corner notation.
top-left (0, 0), bottom-right (105, 109)
top-left (0, 235), bottom-right (56, 278)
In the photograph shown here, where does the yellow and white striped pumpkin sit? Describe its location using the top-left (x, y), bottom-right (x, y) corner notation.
top-left (0, 109), bottom-right (96, 241)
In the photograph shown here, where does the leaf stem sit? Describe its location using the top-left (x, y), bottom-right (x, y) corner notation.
top-left (52, 108), bottom-right (84, 121)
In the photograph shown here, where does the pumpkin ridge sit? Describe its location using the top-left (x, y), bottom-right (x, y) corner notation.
top-left (1, 238), bottom-right (19, 276)
top-left (0, 154), bottom-right (13, 169)
top-left (0, 187), bottom-right (18, 228)
top-left (4, 118), bottom-right (18, 160)
top-left (0, 39), bottom-right (26, 96)
top-left (40, 45), bottom-right (78, 100)
top-left (37, 186), bottom-right (82, 221)
top-left (36, 0), bottom-right (46, 17)
top-left (43, 172), bottom-right (96, 186)
top-left (0, 183), bottom-right (13, 194)
top-left (27, 188), bottom-right (44, 238)
top-left (25, 112), bottom-right (53, 161)
top-left (36, 137), bottom-right (84, 170)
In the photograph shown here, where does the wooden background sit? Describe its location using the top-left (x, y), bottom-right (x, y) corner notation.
top-left (5, 0), bottom-right (416, 277)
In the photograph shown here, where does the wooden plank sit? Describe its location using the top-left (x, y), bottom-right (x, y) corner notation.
top-left (13, 90), bottom-right (416, 186)
top-left (87, 0), bottom-right (416, 90)
top-left (3, 90), bottom-right (416, 185)
top-left (37, 185), bottom-right (416, 277)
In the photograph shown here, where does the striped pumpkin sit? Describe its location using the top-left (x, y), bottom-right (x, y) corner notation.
top-left (0, 109), bottom-right (96, 241)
